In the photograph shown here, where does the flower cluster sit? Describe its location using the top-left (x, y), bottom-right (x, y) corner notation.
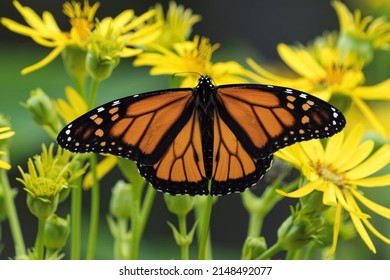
top-left (1, 0), bottom-right (390, 261)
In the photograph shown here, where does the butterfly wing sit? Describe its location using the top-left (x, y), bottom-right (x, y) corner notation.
top-left (57, 88), bottom-right (195, 165)
top-left (138, 110), bottom-right (208, 195)
top-left (215, 84), bottom-right (346, 159)
top-left (211, 111), bottom-right (273, 195)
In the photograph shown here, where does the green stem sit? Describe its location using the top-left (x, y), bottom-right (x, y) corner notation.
top-left (86, 154), bottom-right (100, 260)
top-left (303, 241), bottom-right (317, 260)
top-left (247, 212), bottom-right (263, 237)
top-left (75, 76), bottom-right (87, 99)
top-left (198, 180), bottom-right (213, 260)
top-left (139, 186), bottom-right (156, 236)
top-left (88, 78), bottom-right (100, 109)
top-left (0, 169), bottom-right (26, 257)
top-left (245, 176), bottom-right (301, 238)
top-left (178, 214), bottom-right (189, 260)
top-left (35, 218), bottom-right (46, 260)
top-left (116, 218), bottom-right (130, 260)
top-left (256, 241), bottom-right (283, 260)
top-left (286, 249), bottom-right (302, 260)
top-left (70, 180), bottom-right (82, 259)
top-left (129, 184), bottom-right (142, 260)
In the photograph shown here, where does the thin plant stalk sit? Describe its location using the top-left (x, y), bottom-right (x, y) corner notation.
top-left (198, 180), bottom-right (213, 260)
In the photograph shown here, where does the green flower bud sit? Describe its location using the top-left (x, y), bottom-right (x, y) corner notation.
top-left (110, 180), bottom-right (132, 218)
top-left (61, 45), bottom-right (88, 81)
top-left (337, 33), bottom-right (374, 64)
top-left (300, 190), bottom-right (328, 214)
top-left (22, 89), bottom-right (62, 133)
top-left (86, 51), bottom-right (119, 81)
top-left (277, 206), bottom-right (323, 251)
top-left (164, 194), bottom-right (194, 216)
top-left (241, 236), bottom-right (267, 260)
top-left (27, 194), bottom-right (58, 220)
top-left (44, 215), bottom-right (70, 249)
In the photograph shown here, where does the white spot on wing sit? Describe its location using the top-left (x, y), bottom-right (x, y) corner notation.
top-left (112, 100), bottom-right (120, 106)
top-left (65, 129), bottom-right (71, 135)
top-left (299, 93), bottom-right (307, 99)
top-left (97, 107), bottom-right (105, 113)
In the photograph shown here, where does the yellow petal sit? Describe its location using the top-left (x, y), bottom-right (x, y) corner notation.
top-left (0, 159), bottom-right (11, 170)
top-left (276, 179), bottom-right (320, 198)
top-left (350, 174), bottom-right (390, 187)
top-left (122, 9), bottom-right (156, 33)
top-left (301, 139), bottom-right (325, 163)
top-left (324, 130), bottom-right (344, 163)
top-left (277, 44), bottom-right (326, 80)
top-left (326, 203), bottom-right (342, 258)
top-left (362, 219), bottom-right (390, 244)
top-left (345, 145), bottom-right (390, 180)
top-left (112, 10), bottom-right (135, 31)
top-left (351, 96), bottom-right (387, 136)
top-left (0, 18), bottom-right (41, 38)
top-left (353, 79), bottom-right (390, 100)
top-left (323, 182), bottom-right (337, 206)
top-left (335, 187), bottom-right (370, 219)
top-left (333, 125), bottom-right (364, 170)
top-left (346, 193), bottom-right (377, 253)
top-left (352, 189), bottom-right (390, 219)
top-left (0, 128), bottom-right (15, 140)
top-left (339, 140), bottom-right (374, 172)
top-left (21, 45), bottom-right (65, 75)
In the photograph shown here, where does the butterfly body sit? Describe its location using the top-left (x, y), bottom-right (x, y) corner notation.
top-left (57, 76), bottom-right (345, 196)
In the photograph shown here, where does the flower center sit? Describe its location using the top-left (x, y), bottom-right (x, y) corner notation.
top-left (317, 165), bottom-right (345, 187)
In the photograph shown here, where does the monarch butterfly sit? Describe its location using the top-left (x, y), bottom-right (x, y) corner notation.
top-left (57, 76), bottom-right (346, 196)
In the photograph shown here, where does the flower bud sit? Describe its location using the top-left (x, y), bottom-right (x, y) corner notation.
top-left (61, 45), bottom-right (88, 81)
top-left (110, 180), bottom-right (132, 218)
top-left (22, 89), bottom-right (62, 133)
top-left (86, 51), bottom-right (119, 81)
top-left (27, 194), bottom-right (58, 220)
top-left (241, 236), bottom-right (267, 260)
top-left (44, 215), bottom-right (70, 249)
top-left (277, 207), bottom-right (323, 251)
top-left (164, 194), bottom-right (194, 216)
top-left (337, 33), bottom-right (374, 64)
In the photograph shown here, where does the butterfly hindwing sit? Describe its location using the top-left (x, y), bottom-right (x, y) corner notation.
top-left (57, 88), bottom-right (195, 165)
top-left (137, 110), bottom-right (208, 195)
top-left (215, 84), bottom-right (346, 159)
top-left (211, 111), bottom-right (273, 195)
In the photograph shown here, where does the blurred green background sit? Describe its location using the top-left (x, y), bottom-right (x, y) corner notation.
top-left (1, 0), bottom-right (389, 259)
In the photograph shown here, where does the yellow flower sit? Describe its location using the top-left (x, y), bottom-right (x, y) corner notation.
top-left (333, 0), bottom-right (390, 51)
top-left (134, 35), bottom-right (247, 87)
top-left (54, 86), bottom-right (88, 123)
top-left (89, 9), bottom-right (161, 60)
top-left (0, 127), bottom-right (15, 170)
top-left (1, 0), bottom-right (99, 74)
top-left (146, 1), bottom-right (201, 49)
top-left (63, 0), bottom-right (100, 43)
top-left (276, 125), bottom-right (390, 257)
top-left (246, 35), bottom-right (390, 136)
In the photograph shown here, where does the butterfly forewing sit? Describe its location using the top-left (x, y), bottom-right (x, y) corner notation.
top-left (215, 85), bottom-right (346, 159)
top-left (57, 89), bottom-right (195, 165)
